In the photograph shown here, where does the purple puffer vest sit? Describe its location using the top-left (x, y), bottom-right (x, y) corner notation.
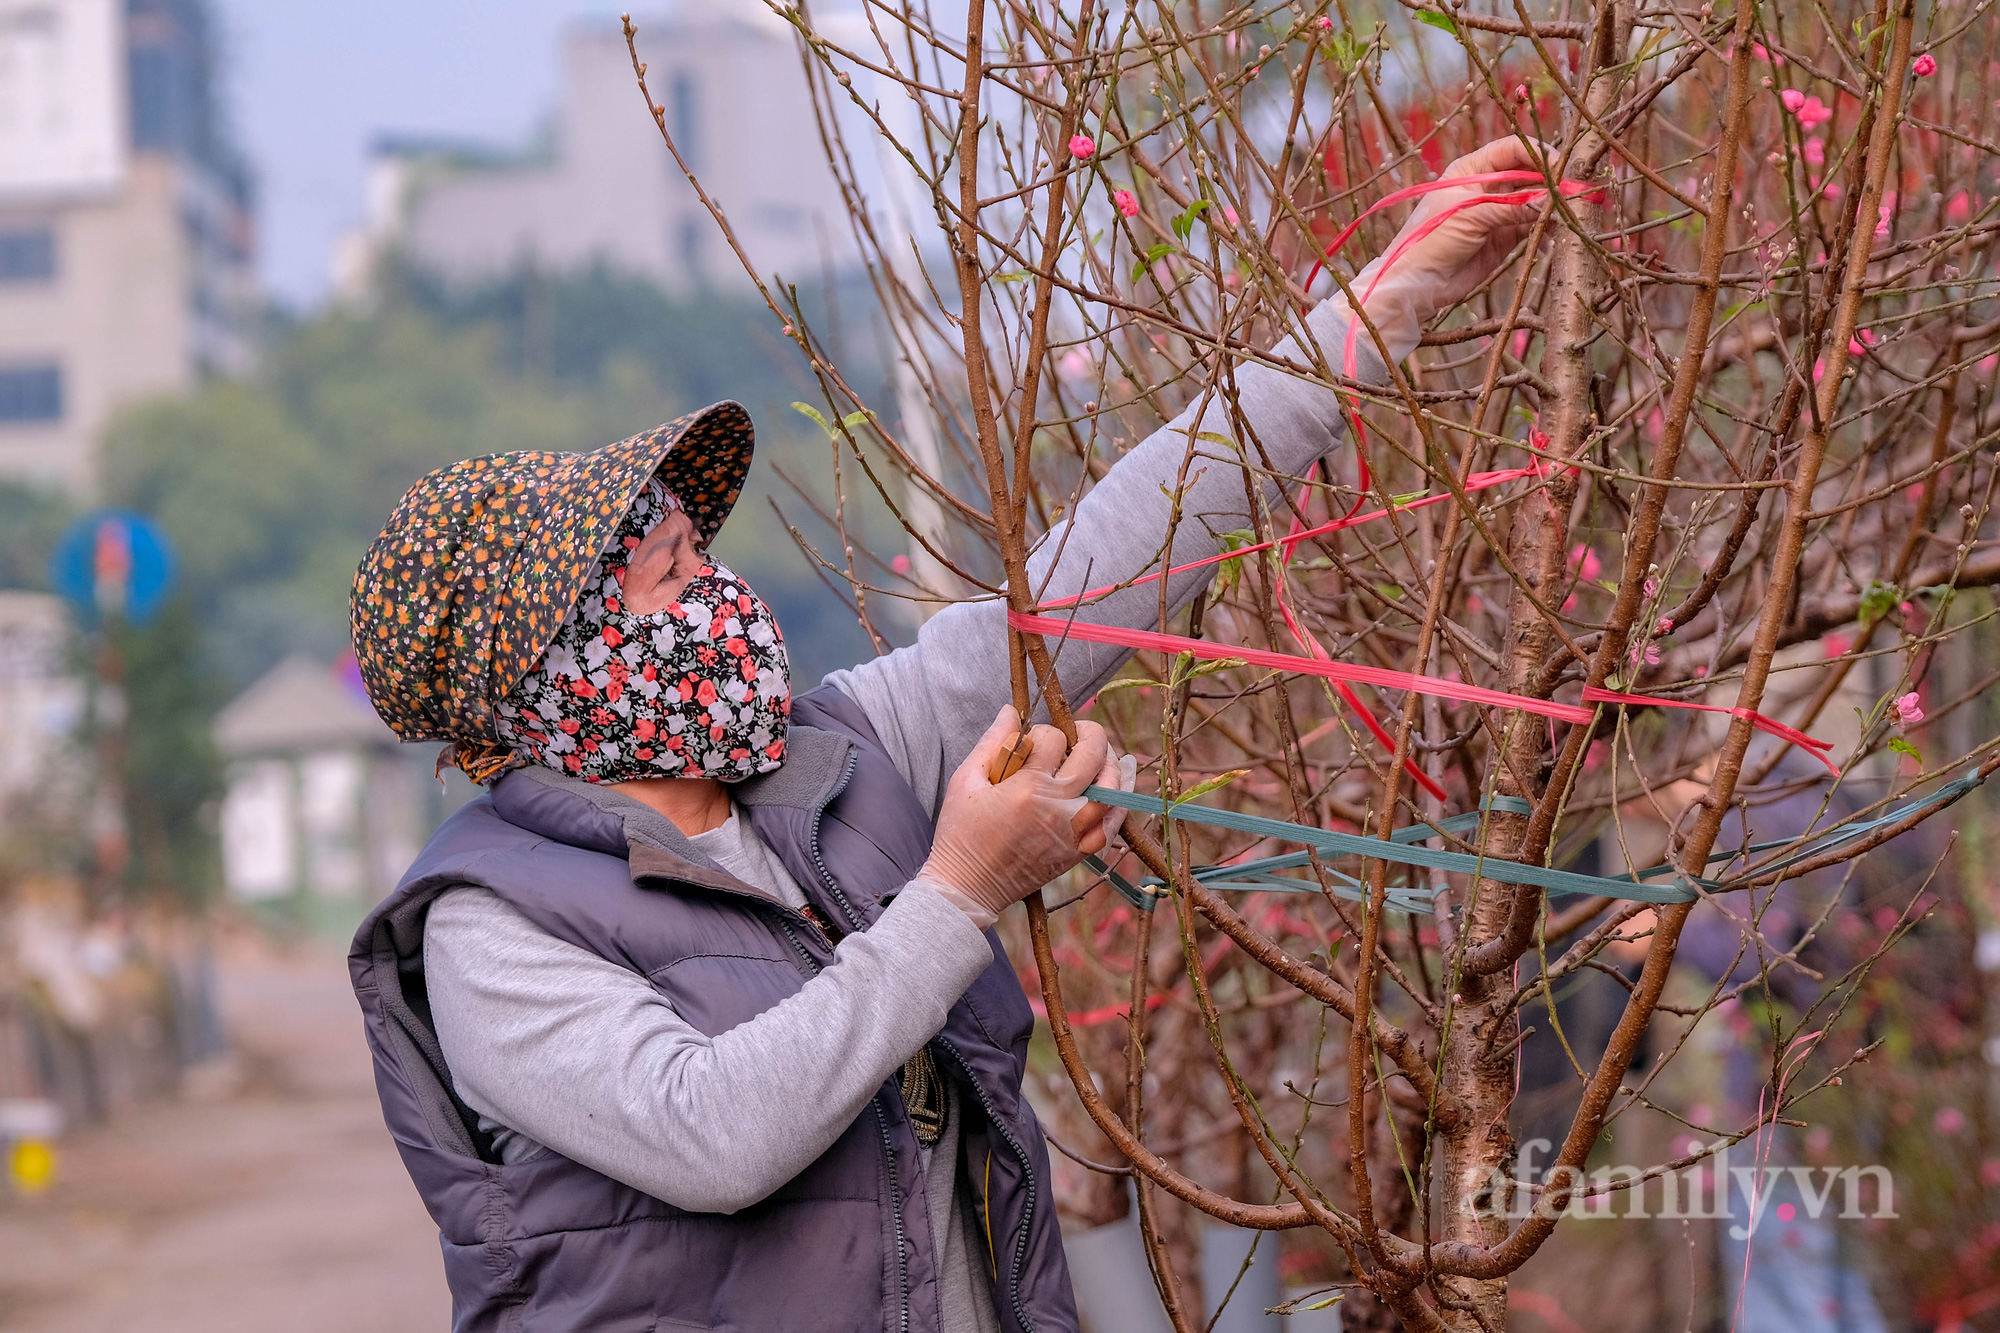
top-left (349, 686), bottom-right (1078, 1333)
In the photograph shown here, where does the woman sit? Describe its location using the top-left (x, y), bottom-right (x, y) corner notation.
top-left (347, 137), bottom-right (1547, 1333)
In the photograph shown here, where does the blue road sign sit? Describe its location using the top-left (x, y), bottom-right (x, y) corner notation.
top-left (50, 510), bottom-right (175, 626)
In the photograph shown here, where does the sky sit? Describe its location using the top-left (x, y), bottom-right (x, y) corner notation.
top-left (211, 0), bottom-right (627, 309)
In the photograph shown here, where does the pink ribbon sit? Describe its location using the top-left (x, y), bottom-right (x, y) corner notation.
top-left (1035, 462), bottom-right (1556, 614)
top-left (1012, 610), bottom-right (1594, 724)
top-left (1583, 687), bottom-right (1841, 776)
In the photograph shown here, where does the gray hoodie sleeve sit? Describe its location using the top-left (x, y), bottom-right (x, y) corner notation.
top-left (424, 880), bottom-right (995, 1213)
top-left (825, 299), bottom-right (1373, 814)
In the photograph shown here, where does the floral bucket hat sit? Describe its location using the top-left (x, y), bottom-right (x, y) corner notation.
top-left (350, 401), bottom-right (755, 782)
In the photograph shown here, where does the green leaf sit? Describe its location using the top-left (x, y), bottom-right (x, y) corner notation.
top-left (791, 401), bottom-right (833, 435)
top-left (1174, 768), bottom-right (1251, 805)
top-left (1414, 9), bottom-right (1460, 35)
top-left (792, 402), bottom-right (873, 438)
top-left (1168, 652), bottom-right (1250, 687)
top-left (1215, 528), bottom-right (1258, 595)
top-left (1302, 1295), bottom-right (1347, 1312)
top-left (1095, 676), bottom-right (1158, 696)
top-left (1131, 242), bottom-right (1177, 282)
top-left (1888, 736), bottom-right (1922, 763)
top-left (1190, 656), bottom-right (1248, 678)
top-left (992, 269), bottom-right (1033, 283)
top-left (1195, 430), bottom-right (1239, 452)
top-left (1375, 583), bottom-right (1405, 601)
top-left (1321, 30), bottom-right (1363, 71)
top-left (1170, 199), bottom-right (1212, 244)
top-left (1858, 579), bottom-right (1903, 626)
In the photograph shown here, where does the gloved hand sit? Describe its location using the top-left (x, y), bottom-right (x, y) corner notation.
top-left (1333, 136), bottom-right (1555, 368)
top-left (920, 706), bottom-right (1130, 929)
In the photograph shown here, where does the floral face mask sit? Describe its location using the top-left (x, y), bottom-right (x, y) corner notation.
top-left (494, 481), bottom-right (790, 783)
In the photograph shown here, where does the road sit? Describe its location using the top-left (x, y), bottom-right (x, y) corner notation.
top-left (0, 929), bottom-right (450, 1333)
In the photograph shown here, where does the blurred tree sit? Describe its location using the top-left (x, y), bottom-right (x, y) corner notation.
top-left (115, 599), bottom-right (225, 904)
top-left (102, 265), bottom-right (883, 699)
top-left (0, 481), bottom-right (76, 591)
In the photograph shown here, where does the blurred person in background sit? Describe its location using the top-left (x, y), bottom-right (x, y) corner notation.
top-left (343, 138), bottom-right (1544, 1333)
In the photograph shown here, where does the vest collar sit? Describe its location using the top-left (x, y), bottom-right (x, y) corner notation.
top-left (488, 726), bottom-right (857, 900)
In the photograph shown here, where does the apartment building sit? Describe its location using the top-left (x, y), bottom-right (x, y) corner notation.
top-left (0, 0), bottom-right (255, 493)
top-left (335, 1), bottom-right (847, 298)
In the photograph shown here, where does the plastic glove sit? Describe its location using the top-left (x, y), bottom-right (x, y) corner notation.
top-left (920, 706), bottom-right (1123, 929)
top-left (1333, 136), bottom-right (1555, 368)
top-left (1093, 753), bottom-right (1139, 849)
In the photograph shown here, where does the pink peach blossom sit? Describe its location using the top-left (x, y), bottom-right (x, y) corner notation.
top-left (1781, 90), bottom-right (1833, 130)
top-left (1876, 190), bottom-right (1898, 239)
top-left (1822, 633), bottom-right (1852, 659)
top-left (1314, 14), bottom-right (1333, 29)
top-left (1112, 189), bottom-right (1138, 217)
top-left (1912, 52), bottom-right (1937, 78)
top-left (1570, 544), bottom-right (1602, 582)
top-left (1934, 1105), bottom-right (1966, 1133)
top-left (1069, 133), bottom-right (1096, 159)
top-left (1894, 691), bottom-right (1924, 727)
top-left (1803, 137), bottom-right (1825, 166)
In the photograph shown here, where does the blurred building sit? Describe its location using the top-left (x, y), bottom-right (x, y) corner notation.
top-left (334, 0), bottom-right (846, 298)
top-left (212, 654), bottom-right (434, 907)
top-left (0, 0), bottom-right (256, 494)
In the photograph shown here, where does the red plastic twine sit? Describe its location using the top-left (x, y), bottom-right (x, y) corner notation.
top-left (1012, 610), bottom-right (1594, 725)
top-left (1008, 168), bottom-right (1836, 793)
top-left (1581, 687), bottom-right (1841, 776)
top-left (1018, 610), bottom-right (1840, 778)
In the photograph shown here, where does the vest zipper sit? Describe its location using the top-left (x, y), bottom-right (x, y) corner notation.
top-left (935, 1037), bottom-right (1038, 1333)
top-left (809, 749), bottom-right (865, 931)
top-left (775, 918), bottom-right (821, 975)
top-left (800, 745), bottom-right (911, 1333)
top-left (872, 1100), bottom-right (911, 1333)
